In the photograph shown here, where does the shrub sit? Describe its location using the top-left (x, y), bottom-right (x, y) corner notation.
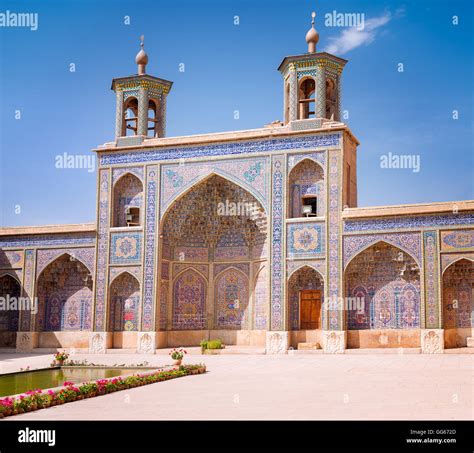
top-left (201, 339), bottom-right (223, 350)
top-left (54, 351), bottom-right (69, 362)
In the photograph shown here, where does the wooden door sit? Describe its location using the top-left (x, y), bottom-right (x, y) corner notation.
top-left (300, 290), bottom-right (321, 329)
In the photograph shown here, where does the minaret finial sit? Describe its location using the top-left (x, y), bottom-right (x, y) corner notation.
top-left (135, 34), bottom-right (149, 75)
top-left (306, 11), bottom-right (319, 53)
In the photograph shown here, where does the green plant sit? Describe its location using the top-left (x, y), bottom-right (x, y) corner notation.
top-left (169, 348), bottom-right (187, 360)
top-left (201, 339), bottom-right (223, 350)
top-left (54, 351), bottom-right (69, 363)
top-left (79, 382), bottom-right (98, 397)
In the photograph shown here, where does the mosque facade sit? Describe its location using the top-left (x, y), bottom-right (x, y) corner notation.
top-left (1, 19), bottom-right (473, 354)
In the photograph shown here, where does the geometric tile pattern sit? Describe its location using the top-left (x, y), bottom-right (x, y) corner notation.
top-left (344, 213), bottom-right (474, 232)
top-left (287, 223), bottom-right (325, 258)
top-left (440, 229), bottom-right (474, 251)
top-left (100, 133), bottom-right (341, 166)
top-left (109, 232), bottom-right (142, 265)
top-left (423, 231), bottom-right (440, 328)
top-left (94, 169), bottom-right (110, 331)
top-left (143, 165), bottom-right (158, 331)
top-left (270, 155), bottom-right (285, 330)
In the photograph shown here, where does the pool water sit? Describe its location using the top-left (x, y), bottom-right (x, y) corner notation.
top-left (0, 368), bottom-right (149, 397)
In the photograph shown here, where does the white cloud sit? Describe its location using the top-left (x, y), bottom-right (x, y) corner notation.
top-left (323, 12), bottom-right (392, 55)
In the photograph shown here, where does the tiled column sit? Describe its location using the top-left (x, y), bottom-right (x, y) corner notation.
top-left (316, 65), bottom-right (326, 118)
top-left (137, 87), bottom-right (148, 136)
top-left (266, 154), bottom-right (288, 353)
top-left (421, 231), bottom-right (444, 353)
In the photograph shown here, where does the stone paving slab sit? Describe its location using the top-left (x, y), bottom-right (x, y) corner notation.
top-left (1, 353), bottom-right (472, 420)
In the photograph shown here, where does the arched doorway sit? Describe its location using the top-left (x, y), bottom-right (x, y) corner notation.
top-left (161, 174), bottom-right (268, 345)
top-left (36, 254), bottom-right (93, 332)
top-left (288, 266), bottom-right (324, 347)
top-left (288, 266), bottom-right (324, 329)
top-left (344, 241), bottom-right (421, 348)
top-left (0, 274), bottom-right (21, 347)
top-left (108, 272), bottom-right (140, 348)
top-left (442, 258), bottom-right (473, 348)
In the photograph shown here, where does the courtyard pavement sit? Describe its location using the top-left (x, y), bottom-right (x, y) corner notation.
top-left (1, 352), bottom-right (472, 420)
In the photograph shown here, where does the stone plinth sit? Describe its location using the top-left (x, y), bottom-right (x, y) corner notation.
top-left (89, 332), bottom-right (113, 354)
top-left (421, 329), bottom-right (444, 354)
top-left (265, 331), bottom-right (289, 354)
top-left (137, 332), bottom-right (156, 354)
top-left (323, 330), bottom-right (346, 354)
top-left (16, 332), bottom-right (39, 352)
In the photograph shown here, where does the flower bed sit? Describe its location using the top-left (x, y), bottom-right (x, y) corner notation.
top-left (0, 364), bottom-right (206, 418)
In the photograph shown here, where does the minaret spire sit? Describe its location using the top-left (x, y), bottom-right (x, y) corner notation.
top-left (135, 35), bottom-right (149, 75)
top-left (305, 11), bottom-right (319, 53)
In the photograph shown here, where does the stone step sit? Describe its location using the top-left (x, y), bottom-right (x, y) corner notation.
top-left (204, 347), bottom-right (266, 355)
top-left (289, 349), bottom-right (324, 355)
top-left (466, 337), bottom-right (474, 348)
top-left (297, 342), bottom-right (322, 350)
top-left (444, 347), bottom-right (474, 354)
top-left (345, 348), bottom-right (421, 354)
top-left (106, 348), bottom-right (136, 354)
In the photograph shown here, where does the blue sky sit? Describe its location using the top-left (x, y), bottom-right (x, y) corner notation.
top-left (0, 0), bottom-right (472, 227)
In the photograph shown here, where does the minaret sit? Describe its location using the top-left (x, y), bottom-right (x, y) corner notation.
top-left (278, 12), bottom-right (347, 126)
top-left (111, 36), bottom-right (173, 146)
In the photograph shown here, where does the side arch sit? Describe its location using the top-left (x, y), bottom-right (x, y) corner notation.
top-left (36, 251), bottom-right (94, 279)
top-left (36, 253), bottom-right (93, 332)
top-left (344, 238), bottom-right (421, 271)
top-left (0, 270), bottom-right (22, 285)
top-left (344, 241), bottom-right (421, 331)
top-left (0, 274), bottom-right (21, 347)
top-left (442, 255), bottom-right (474, 275)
